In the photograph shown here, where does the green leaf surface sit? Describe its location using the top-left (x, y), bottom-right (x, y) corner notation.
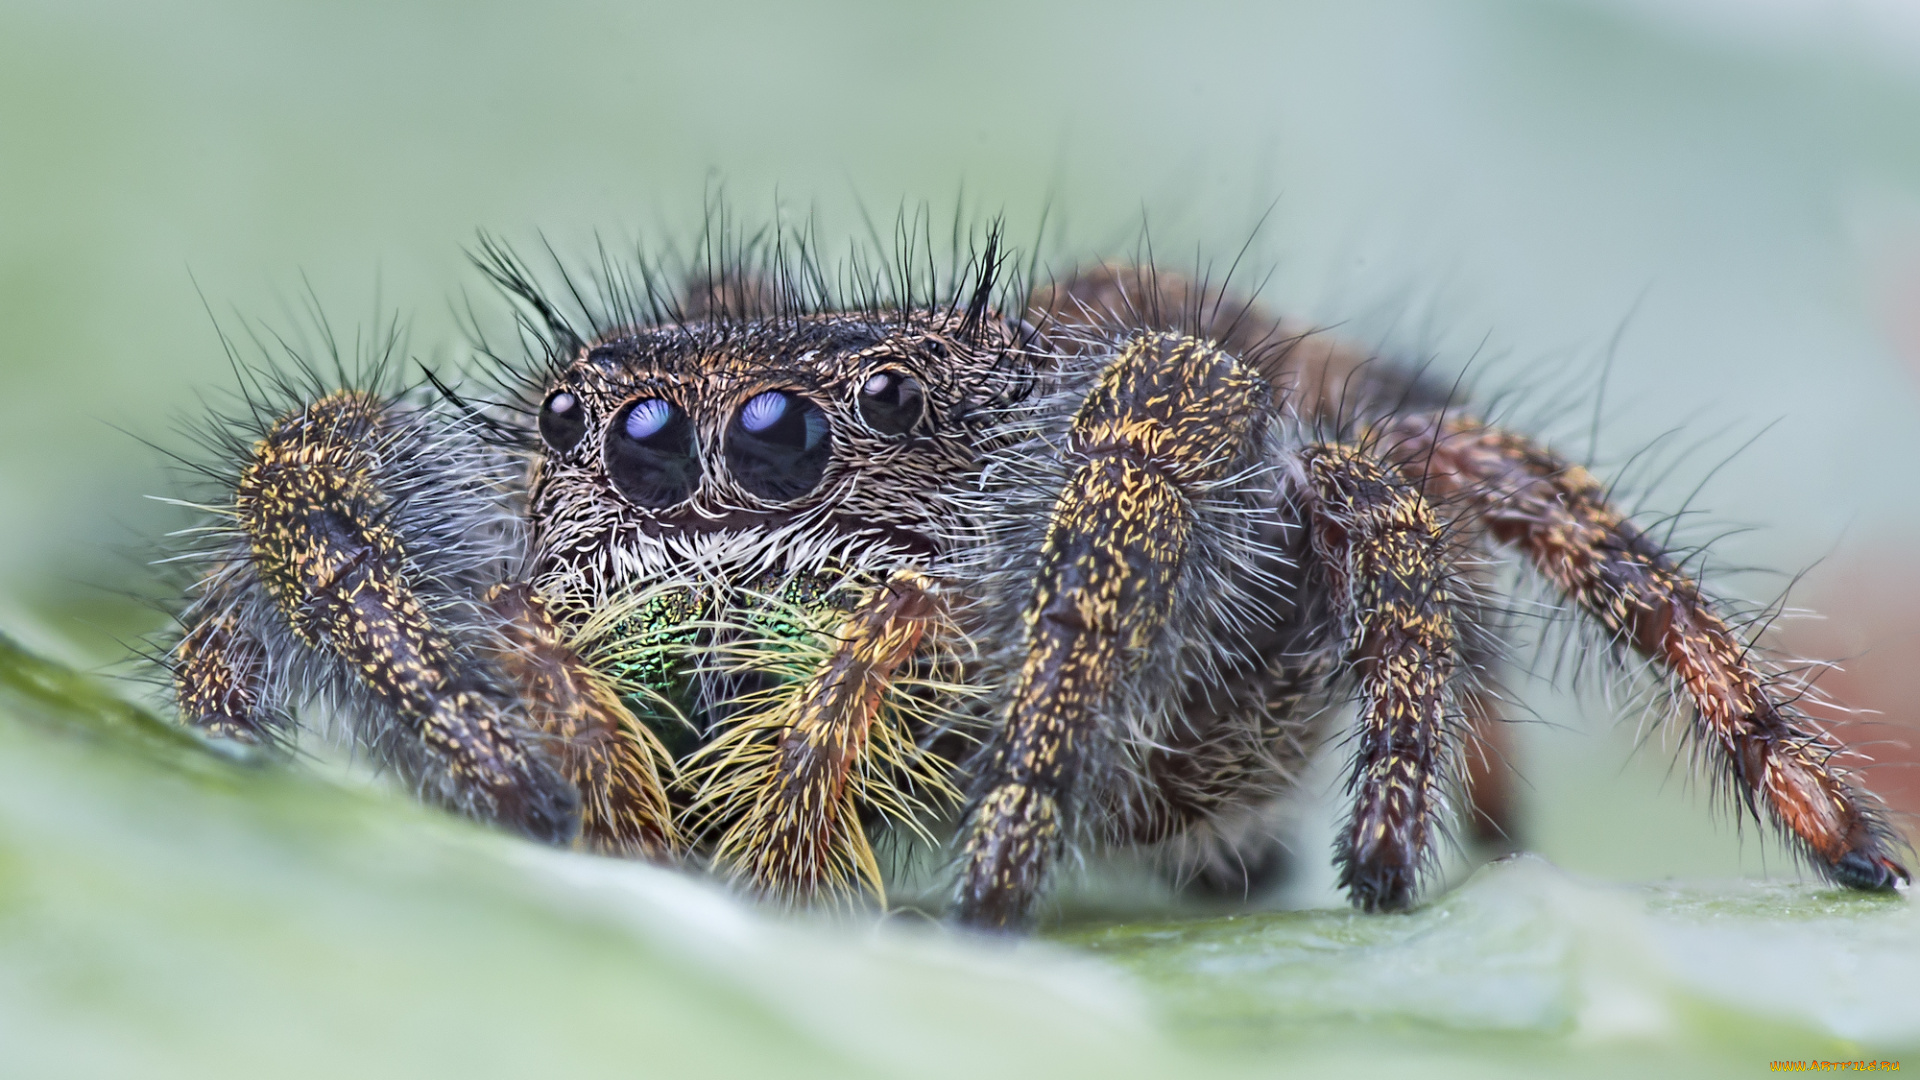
top-left (0, 637), bottom-right (1912, 1079)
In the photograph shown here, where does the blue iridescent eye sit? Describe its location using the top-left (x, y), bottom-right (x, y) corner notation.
top-left (740, 390), bottom-right (788, 434)
top-left (625, 398), bottom-right (673, 440)
top-left (725, 389), bottom-right (831, 502)
top-left (605, 397), bottom-right (698, 508)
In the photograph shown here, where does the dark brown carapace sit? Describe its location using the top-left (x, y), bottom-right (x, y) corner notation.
top-left (164, 237), bottom-right (1910, 931)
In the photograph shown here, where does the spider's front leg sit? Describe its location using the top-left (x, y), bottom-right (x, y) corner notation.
top-left (170, 390), bottom-right (580, 842)
top-left (955, 333), bottom-right (1273, 930)
top-left (1388, 416), bottom-right (1911, 891)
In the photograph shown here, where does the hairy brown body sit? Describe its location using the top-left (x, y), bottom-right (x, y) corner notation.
top-left (163, 239), bottom-right (1910, 932)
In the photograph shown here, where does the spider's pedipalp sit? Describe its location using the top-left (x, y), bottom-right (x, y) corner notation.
top-left (956, 332), bottom-right (1274, 930)
top-left (486, 582), bottom-right (679, 859)
top-left (686, 570), bottom-right (963, 905)
top-left (1389, 415), bottom-right (1912, 890)
top-left (1295, 442), bottom-right (1467, 912)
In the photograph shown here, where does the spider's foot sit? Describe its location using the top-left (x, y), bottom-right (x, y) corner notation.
top-left (1827, 849), bottom-right (1911, 892)
top-left (956, 782), bottom-right (1057, 932)
top-left (470, 759), bottom-right (580, 846)
top-left (426, 693), bottom-right (581, 846)
top-left (1341, 863), bottom-right (1418, 914)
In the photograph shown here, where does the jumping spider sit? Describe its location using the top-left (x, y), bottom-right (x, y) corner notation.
top-left (164, 233), bottom-right (1911, 930)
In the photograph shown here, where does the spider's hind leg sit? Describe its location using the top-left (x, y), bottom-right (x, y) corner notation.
top-left (169, 389), bottom-right (580, 843)
top-left (1391, 416), bottom-right (1911, 891)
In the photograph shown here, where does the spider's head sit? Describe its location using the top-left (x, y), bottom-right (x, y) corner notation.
top-left (523, 306), bottom-right (1033, 596)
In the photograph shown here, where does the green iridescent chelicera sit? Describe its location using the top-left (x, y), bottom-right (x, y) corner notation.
top-left (599, 571), bottom-right (862, 758)
top-left (599, 587), bottom-right (705, 756)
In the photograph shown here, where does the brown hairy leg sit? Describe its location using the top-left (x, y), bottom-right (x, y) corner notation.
top-left (1298, 444), bottom-right (1468, 912)
top-left (1031, 266), bottom-right (1501, 897)
top-left (172, 569), bottom-right (276, 744)
top-left (956, 332), bottom-right (1271, 930)
top-left (485, 583), bottom-right (678, 860)
top-left (689, 571), bottom-right (956, 904)
top-left (219, 390), bottom-right (577, 842)
top-left (1387, 416), bottom-right (1911, 889)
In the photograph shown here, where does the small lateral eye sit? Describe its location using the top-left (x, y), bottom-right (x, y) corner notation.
top-left (605, 397), bottom-right (699, 508)
top-left (857, 368), bottom-right (925, 435)
top-left (539, 389), bottom-right (587, 453)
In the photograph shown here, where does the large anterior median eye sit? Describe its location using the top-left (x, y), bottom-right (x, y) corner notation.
top-left (605, 397), bottom-right (699, 508)
top-left (857, 368), bottom-right (925, 435)
top-left (725, 389), bottom-right (831, 501)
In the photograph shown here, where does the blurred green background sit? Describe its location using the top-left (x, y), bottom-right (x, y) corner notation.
top-left (3, 0), bottom-right (1919, 1075)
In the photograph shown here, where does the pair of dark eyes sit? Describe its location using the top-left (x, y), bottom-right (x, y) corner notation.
top-left (537, 371), bottom-right (925, 508)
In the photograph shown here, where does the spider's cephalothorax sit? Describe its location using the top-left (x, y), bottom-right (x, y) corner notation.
top-left (523, 299), bottom-right (1023, 608)
top-left (164, 242), bottom-right (1911, 930)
